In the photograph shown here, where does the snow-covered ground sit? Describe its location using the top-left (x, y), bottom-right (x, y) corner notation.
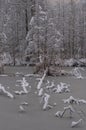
top-left (0, 66), bottom-right (86, 130)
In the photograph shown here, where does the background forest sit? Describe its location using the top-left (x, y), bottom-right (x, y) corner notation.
top-left (0, 0), bottom-right (86, 67)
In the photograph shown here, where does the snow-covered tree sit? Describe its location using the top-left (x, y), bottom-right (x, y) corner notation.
top-left (26, 1), bottom-right (62, 71)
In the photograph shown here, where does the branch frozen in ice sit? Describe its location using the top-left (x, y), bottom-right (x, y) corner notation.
top-left (55, 111), bottom-right (64, 118)
top-left (25, 74), bottom-right (40, 77)
top-left (21, 102), bottom-right (28, 106)
top-left (38, 88), bottom-right (43, 97)
top-left (54, 82), bottom-right (70, 93)
top-left (63, 96), bottom-right (78, 104)
top-left (71, 119), bottom-right (83, 128)
top-left (46, 81), bottom-right (55, 90)
top-left (0, 84), bottom-right (14, 99)
top-left (55, 105), bottom-right (75, 118)
top-left (16, 77), bottom-right (31, 94)
top-left (63, 96), bottom-right (86, 105)
top-left (19, 105), bottom-right (26, 113)
top-left (37, 68), bottom-right (48, 90)
top-left (14, 90), bottom-right (26, 95)
top-left (71, 67), bottom-right (84, 79)
top-left (40, 93), bottom-right (53, 110)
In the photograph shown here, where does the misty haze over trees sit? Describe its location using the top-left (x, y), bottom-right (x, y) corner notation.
top-left (0, 0), bottom-right (86, 70)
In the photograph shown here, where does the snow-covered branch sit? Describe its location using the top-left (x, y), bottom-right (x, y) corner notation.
top-left (37, 68), bottom-right (48, 90)
top-left (0, 84), bottom-right (14, 99)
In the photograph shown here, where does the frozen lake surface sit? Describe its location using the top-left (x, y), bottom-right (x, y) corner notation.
top-left (0, 66), bottom-right (86, 130)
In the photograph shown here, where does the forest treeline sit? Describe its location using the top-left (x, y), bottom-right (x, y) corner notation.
top-left (0, 0), bottom-right (86, 67)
